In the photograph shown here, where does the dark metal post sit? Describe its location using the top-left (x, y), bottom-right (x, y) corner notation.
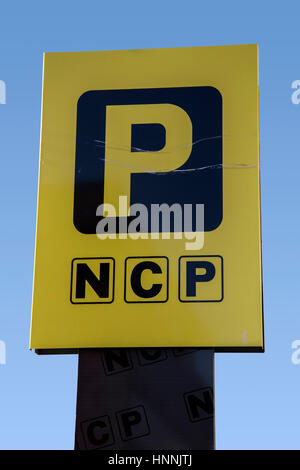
top-left (75, 348), bottom-right (214, 450)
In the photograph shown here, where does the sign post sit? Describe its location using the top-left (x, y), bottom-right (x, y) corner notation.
top-left (75, 349), bottom-right (214, 450)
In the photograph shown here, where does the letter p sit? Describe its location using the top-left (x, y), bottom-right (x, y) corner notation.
top-left (103, 103), bottom-right (192, 216)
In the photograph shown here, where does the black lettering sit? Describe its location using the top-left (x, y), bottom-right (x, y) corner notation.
top-left (140, 349), bottom-right (162, 361)
top-left (86, 420), bottom-right (109, 446)
top-left (120, 410), bottom-right (142, 438)
top-left (76, 262), bottom-right (109, 298)
top-left (186, 261), bottom-right (215, 297)
top-left (103, 349), bottom-right (131, 373)
top-left (130, 261), bottom-right (162, 298)
top-left (187, 390), bottom-right (213, 418)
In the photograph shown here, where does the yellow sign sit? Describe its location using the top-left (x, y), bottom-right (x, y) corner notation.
top-left (30, 44), bottom-right (263, 352)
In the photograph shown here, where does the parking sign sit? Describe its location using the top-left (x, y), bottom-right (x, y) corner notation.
top-left (30, 44), bottom-right (263, 351)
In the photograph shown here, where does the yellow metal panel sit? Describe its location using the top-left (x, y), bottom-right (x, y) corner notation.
top-left (30, 44), bottom-right (263, 351)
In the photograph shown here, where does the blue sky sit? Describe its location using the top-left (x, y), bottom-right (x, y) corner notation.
top-left (0, 0), bottom-right (300, 449)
